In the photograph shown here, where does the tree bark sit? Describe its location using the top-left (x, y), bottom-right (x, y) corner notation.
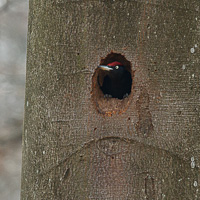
top-left (21, 1), bottom-right (200, 199)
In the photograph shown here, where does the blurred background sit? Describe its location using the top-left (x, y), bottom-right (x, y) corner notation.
top-left (0, 0), bottom-right (28, 199)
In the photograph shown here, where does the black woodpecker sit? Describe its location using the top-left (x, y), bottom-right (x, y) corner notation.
top-left (98, 61), bottom-right (132, 99)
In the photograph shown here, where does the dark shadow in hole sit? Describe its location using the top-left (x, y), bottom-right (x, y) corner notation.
top-left (97, 53), bottom-right (132, 99)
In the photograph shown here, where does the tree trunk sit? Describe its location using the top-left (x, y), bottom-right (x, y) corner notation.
top-left (21, 1), bottom-right (200, 199)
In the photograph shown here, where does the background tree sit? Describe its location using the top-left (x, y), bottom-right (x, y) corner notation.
top-left (21, 1), bottom-right (200, 199)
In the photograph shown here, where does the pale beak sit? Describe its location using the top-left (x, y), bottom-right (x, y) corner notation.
top-left (98, 65), bottom-right (113, 71)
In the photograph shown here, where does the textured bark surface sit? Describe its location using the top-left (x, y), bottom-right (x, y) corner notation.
top-left (21, 0), bottom-right (200, 199)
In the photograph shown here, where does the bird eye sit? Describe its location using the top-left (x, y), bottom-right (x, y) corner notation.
top-left (115, 66), bottom-right (119, 69)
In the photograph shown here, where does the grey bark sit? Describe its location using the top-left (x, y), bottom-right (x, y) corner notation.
top-left (21, 0), bottom-right (200, 199)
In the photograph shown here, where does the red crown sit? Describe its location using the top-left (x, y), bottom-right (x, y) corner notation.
top-left (107, 61), bottom-right (123, 66)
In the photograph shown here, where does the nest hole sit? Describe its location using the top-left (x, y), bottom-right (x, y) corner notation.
top-left (92, 52), bottom-right (134, 116)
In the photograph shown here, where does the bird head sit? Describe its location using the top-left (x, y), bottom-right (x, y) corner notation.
top-left (98, 61), bottom-right (125, 78)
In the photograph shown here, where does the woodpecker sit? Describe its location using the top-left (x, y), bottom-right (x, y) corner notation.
top-left (98, 61), bottom-right (132, 99)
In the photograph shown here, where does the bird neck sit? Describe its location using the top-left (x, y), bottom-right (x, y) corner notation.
top-left (109, 72), bottom-right (124, 80)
